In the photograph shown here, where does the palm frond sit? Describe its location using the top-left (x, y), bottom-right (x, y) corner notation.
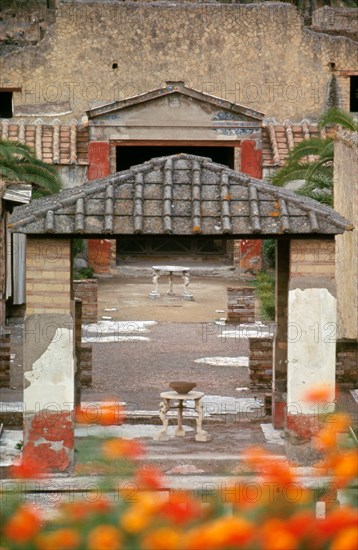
top-left (0, 139), bottom-right (62, 196)
top-left (319, 108), bottom-right (358, 132)
top-left (287, 137), bottom-right (333, 162)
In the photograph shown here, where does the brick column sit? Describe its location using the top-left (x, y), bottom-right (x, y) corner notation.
top-left (87, 141), bottom-right (114, 276)
top-left (240, 140), bottom-right (263, 274)
top-left (286, 239), bottom-right (336, 463)
top-left (23, 238), bottom-right (75, 473)
top-left (272, 240), bottom-right (289, 428)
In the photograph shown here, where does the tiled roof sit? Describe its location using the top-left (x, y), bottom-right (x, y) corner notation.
top-left (9, 154), bottom-right (352, 236)
top-left (262, 120), bottom-right (333, 167)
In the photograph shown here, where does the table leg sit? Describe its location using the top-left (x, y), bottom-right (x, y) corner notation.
top-left (167, 271), bottom-right (175, 296)
top-left (182, 270), bottom-right (193, 301)
top-left (149, 269), bottom-right (160, 299)
top-left (194, 398), bottom-right (211, 442)
top-left (175, 400), bottom-right (185, 437)
top-left (154, 399), bottom-right (170, 441)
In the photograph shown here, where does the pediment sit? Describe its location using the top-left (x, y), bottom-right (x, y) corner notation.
top-left (87, 81), bottom-right (264, 126)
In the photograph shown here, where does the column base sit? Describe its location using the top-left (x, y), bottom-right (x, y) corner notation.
top-left (23, 410), bottom-right (74, 473)
top-left (284, 413), bottom-right (323, 465)
top-left (149, 292), bottom-right (160, 299)
top-left (183, 293), bottom-right (194, 301)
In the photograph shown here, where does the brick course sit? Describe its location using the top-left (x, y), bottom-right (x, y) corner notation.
top-left (73, 280), bottom-right (98, 323)
top-left (0, 329), bottom-right (11, 388)
top-left (227, 287), bottom-right (255, 324)
top-left (249, 337), bottom-right (273, 390)
top-left (26, 238), bottom-right (72, 316)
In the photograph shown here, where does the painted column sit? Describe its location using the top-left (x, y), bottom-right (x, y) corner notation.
top-left (272, 239), bottom-right (289, 429)
top-left (23, 238), bottom-right (75, 472)
top-left (87, 142), bottom-right (114, 276)
top-left (240, 140), bottom-right (263, 274)
top-left (286, 239), bottom-right (337, 463)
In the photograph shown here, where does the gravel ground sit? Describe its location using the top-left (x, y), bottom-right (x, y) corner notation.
top-left (82, 322), bottom-right (251, 410)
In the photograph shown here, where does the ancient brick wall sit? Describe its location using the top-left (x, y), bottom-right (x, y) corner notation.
top-left (249, 337), bottom-right (273, 391)
top-left (0, 329), bottom-right (10, 388)
top-left (336, 339), bottom-right (358, 389)
top-left (25, 238), bottom-right (72, 315)
top-left (0, 2), bottom-right (356, 121)
top-left (73, 279), bottom-right (98, 323)
top-left (227, 287), bottom-right (255, 323)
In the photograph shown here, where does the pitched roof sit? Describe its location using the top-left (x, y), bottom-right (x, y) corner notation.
top-left (9, 154), bottom-right (352, 237)
top-left (262, 120), bottom-right (334, 167)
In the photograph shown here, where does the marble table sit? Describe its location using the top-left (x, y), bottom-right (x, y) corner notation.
top-left (149, 265), bottom-right (193, 300)
top-left (153, 390), bottom-right (211, 442)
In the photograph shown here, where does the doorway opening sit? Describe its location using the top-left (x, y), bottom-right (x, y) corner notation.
top-left (116, 145), bottom-right (235, 171)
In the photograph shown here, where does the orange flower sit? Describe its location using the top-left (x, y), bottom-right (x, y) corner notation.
top-left (36, 528), bottom-right (80, 550)
top-left (135, 465), bottom-right (163, 489)
top-left (4, 504), bottom-right (41, 543)
top-left (191, 516), bottom-right (254, 549)
top-left (319, 506), bottom-right (358, 538)
top-left (331, 527), bottom-right (358, 550)
top-left (161, 491), bottom-right (202, 524)
top-left (333, 450), bottom-right (358, 488)
top-left (141, 527), bottom-right (181, 550)
top-left (87, 525), bottom-right (122, 550)
top-left (261, 519), bottom-right (298, 550)
top-left (102, 438), bottom-right (145, 460)
top-left (76, 401), bottom-right (125, 425)
top-left (303, 385), bottom-right (332, 403)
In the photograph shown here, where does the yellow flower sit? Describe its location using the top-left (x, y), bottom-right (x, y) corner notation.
top-left (120, 508), bottom-right (151, 534)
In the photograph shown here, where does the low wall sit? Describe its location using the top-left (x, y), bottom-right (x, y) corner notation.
top-left (73, 279), bottom-right (98, 323)
top-left (227, 287), bottom-right (255, 324)
top-left (249, 337), bottom-right (273, 391)
top-left (0, 329), bottom-right (10, 388)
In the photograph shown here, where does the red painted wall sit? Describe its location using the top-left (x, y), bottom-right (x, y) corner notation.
top-left (87, 142), bottom-right (112, 274)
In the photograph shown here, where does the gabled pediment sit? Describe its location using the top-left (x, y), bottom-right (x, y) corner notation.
top-left (87, 81), bottom-right (264, 124)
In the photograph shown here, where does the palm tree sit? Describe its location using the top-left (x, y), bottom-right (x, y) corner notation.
top-left (0, 139), bottom-right (61, 198)
top-left (271, 108), bottom-right (358, 205)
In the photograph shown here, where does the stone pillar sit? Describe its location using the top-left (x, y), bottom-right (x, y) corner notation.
top-left (87, 141), bottom-right (114, 276)
top-left (23, 238), bottom-right (75, 472)
top-left (272, 239), bottom-right (289, 428)
top-left (286, 239), bottom-right (337, 462)
top-left (240, 140), bottom-right (263, 274)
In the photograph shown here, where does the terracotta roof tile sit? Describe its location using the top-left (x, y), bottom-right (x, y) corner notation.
top-left (9, 153), bottom-right (352, 237)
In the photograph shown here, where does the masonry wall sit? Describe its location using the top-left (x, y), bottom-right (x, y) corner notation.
top-left (334, 131), bottom-right (358, 341)
top-left (73, 279), bottom-right (98, 323)
top-left (0, 2), bottom-right (356, 121)
top-left (26, 237), bottom-right (72, 315)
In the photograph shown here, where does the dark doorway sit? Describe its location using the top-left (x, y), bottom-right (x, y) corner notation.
top-left (350, 76), bottom-right (358, 112)
top-left (116, 145), bottom-right (235, 172)
top-left (116, 235), bottom-right (227, 260)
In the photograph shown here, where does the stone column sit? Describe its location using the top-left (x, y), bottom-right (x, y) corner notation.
top-left (272, 239), bottom-right (289, 428)
top-left (23, 237), bottom-right (75, 473)
top-left (286, 239), bottom-right (337, 463)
